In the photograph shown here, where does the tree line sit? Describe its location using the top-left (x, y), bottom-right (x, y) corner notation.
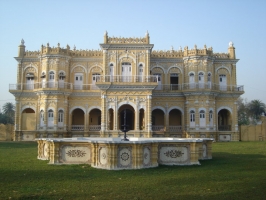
top-left (237, 98), bottom-right (266, 125)
top-left (0, 102), bottom-right (15, 125)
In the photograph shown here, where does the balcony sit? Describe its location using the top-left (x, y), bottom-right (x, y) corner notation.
top-left (154, 83), bottom-right (244, 92)
top-left (9, 80), bottom-right (244, 93)
top-left (9, 82), bottom-right (100, 91)
top-left (96, 75), bottom-right (159, 83)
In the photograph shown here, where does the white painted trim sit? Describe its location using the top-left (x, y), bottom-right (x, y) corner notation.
top-left (24, 64), bottom-right (38, 72)
top-left (152, 106), bottom-right (166, 114)
top-left (47, 107), bottom-right (55, 112)
top-left (21, 106), bottom-right (36, 113)
top-left (188, 71), bottom-right (195, 76)
top-left (150, 65), bottom-right (166, 74)
top-left (88, 65), bottom-right (103, 73)
top-left (69, 106), bottom-right (86, 114)
top-left (198, 71), bottom-right (205, 75)
top-left (117, 101), bottom-right (137, 112)
top-left (216, 66), bottom-right (231, 75)
top-left (58, 108), bottom-right (65, 112)
top-left (71, 65), bottom-right (87, 73)
top-left (167, 65), bottom-right (183, 74)
top-left (198, 107), bottom-right (206, 112)
top-left (118, 54), bottom-right (136, 63)
top-left (168, 106), bottom-right (184, 115)
top-left (88, 106), bottom-right (102, 113)
top-left (217, 106), bottom-right (232, 114)
top-left (188, 108), bottom-right (196, 112)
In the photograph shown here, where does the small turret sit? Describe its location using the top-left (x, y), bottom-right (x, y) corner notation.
top-left (104, 31), bottom-right (108, 43)
top-left (146, 30), bottom-right (150, 44)
top-left (228, 41), bottom-right (235, 59)
top-left (18, 39), bottom-right (25, 57)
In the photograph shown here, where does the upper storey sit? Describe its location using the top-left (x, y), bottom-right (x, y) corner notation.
top-left (11, 33), bottom-right (243, 96)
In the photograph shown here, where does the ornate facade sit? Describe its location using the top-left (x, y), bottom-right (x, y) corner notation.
top-left (10, 32), bottom-right (244, 141)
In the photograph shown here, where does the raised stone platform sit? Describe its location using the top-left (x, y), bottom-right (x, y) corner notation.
top-left (36, 137), bottom-right (213, 170)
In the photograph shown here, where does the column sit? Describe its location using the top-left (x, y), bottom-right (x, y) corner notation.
top-left (100, 94), bottom-right (106, 136)
top-left (147, 95), bottom-right (152, 137)
top-left (135, 108), bottom-right (139, 131)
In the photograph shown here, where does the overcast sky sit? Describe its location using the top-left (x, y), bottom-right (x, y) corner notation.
top-left (0, 0), bottom-right (266, 108)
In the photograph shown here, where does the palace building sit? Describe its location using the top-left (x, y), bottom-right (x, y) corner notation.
top-left (9, 32), bottom-right (244, 141)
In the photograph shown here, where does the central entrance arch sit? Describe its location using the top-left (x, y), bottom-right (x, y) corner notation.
top-left (118, 105), bottom-right (135, 130)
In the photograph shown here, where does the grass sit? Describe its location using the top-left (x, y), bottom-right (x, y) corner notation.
top-left (0, 141), bottom-right (265, 200)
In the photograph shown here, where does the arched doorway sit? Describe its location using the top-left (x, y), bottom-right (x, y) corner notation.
top-left (89, 109), bottom-right (101, 131)
top-left (169, 109), bottom-right (182, 132)
top-left (72, 108), bottom-right (85, 131)
top-left (218, 109), bottom-right (231, 131)
top-left (152, 109), bottom-right (165, 131)
top-left (118, 105), bottom-right (135, 131)
top-left (22, 108), bottom-right (36, 130)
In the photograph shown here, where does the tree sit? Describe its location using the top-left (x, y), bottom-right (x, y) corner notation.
top-left (247, 100), bottom-right (266, 124)
top-left (1, 102), bottom-right (15, 125)
top-left (237, 97), bottom-right (250, 125)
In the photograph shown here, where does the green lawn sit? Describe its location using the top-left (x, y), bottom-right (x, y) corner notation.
top-left (0, 141), bottom-right (265, 200)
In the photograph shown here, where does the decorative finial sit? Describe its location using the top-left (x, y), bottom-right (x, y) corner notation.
top-left (146, 30), bottom-right (149, 35)
top-left (171, 46), bottom-right (174, 51)
top-left (229, 41), bottom-right (234, 47)
top-left (204, 44), bottom-right (207, 49)
top-left (47, 42), bottom-right (49, 47)
top-left (179, 46), bottom-right (182, 51)
top-left (73, 45), bottom-right (76, 50)
top-left (57, 43), bottom-right (60, 47)
top-left (104, 31), bottom-right (108, 36)
top-left (20, 39), bottom-right (25, 45)
top-left (194, 44), bottom-right (197, 49)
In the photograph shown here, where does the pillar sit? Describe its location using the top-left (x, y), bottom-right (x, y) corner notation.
top-left (147, 95), bottom-right (152, 137)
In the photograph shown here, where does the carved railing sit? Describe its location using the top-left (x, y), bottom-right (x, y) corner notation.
top-left (88, 125), bottom-right (101, 131)
top-left (73, 84), bottom-right (99, 90)
top-left (97, 75), bottom-right (158, 83)
top-left (169, 126), bottom-right (182, 132)
top-left (152, 125), bottom-right (165, 132)
top-left (71, 125), bottom-right (84, 131)
top-left (9, 82), bottom-right (244, 92)
top-left (218, 125), bottom-right (231, 131)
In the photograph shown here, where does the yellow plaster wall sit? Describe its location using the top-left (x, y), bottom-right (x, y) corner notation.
top-left (22, 113), bottom-right (36, 130)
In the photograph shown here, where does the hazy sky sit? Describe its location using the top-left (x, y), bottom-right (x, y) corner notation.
top-left (0, 0), bottom-right (266, 108)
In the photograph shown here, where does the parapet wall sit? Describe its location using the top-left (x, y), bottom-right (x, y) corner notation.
top-left (240, 116), bottom-right (266, 141)
top-left (0, 124), bottom-right (14, 141)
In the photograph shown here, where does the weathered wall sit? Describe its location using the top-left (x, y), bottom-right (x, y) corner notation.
top-left (0, 124), bottom-right (14, 141)
top-left (240, 116), bottom-right (266, 141)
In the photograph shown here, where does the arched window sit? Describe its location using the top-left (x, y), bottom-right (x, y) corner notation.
top-left (121, 62), bottom-right (132, 82)
top-left (138, 64), bottom-right (144, 82)
top-left (190, 110), bottom-right (195, 127)
top-left (109, 63), bottom-right (114, 82)
top-left (59, 72), bottom-right (65, 88)
top-left (58, 110), bottom-right (64, 127)
top-left (49, 71), bottom-right (55, 88)
top-left (219, 74), bottom-right (227, 91)
top-left (26, 73), bottom-right (34, 90)
top-left (189, 73), bottom-right (195, 89)
top-left (198, 72), bottom-right (204, 88)
top-left (40, 110), bottom-right (44, 127)
top-left (48, 109), bottom-right (54, 127)
top-left (199, 110), bottom-right (206, 127)
top-left (208, 73), bottom-right (212, 88)
top-left (209, 110), bottom-right (213, 127)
